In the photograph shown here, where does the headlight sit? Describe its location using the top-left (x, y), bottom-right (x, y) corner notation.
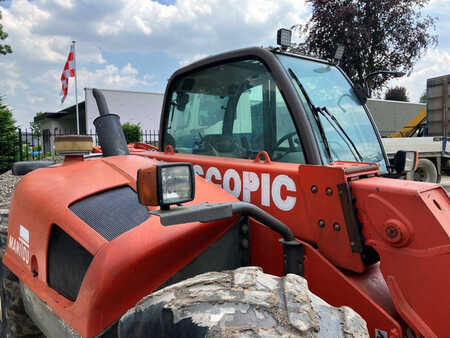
top-left (137, 163), bottom-right (195, 209)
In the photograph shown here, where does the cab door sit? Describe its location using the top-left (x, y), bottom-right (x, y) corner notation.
top-left (148, 58), bottom-right (313, 274)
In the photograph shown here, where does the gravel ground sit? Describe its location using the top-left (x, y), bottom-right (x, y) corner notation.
top-left (0, 157), bottom-right (63, 210)
top-left (0, 171), bottom-right (22, 210)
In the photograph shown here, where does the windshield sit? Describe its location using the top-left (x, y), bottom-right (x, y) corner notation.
top-left (277, 54), bottom-right (387, 173)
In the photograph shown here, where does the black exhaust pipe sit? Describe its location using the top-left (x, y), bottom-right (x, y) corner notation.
top-left (92, 88), bottom-right (129, 157)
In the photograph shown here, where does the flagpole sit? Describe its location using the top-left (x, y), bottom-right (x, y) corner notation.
top-left (73, 40), bottom-right (80, 135)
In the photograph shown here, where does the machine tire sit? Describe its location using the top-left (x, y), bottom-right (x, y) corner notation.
top-left (0, 221), bottom-right (43, 338)
top-left (11, 161), bottom-right (55, 176)
top-left (119, 267), bottom-right (369, 337)
top-left (413, 158), bottom-right (438, 183)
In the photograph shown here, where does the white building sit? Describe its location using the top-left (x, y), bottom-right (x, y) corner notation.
top-left (37, 88), bottom-right (164, 152)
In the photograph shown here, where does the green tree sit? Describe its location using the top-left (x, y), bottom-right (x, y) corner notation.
top-left (0, 96), bottom-right (17, 173)
top-left (30, 112), bottom-right (45, 136)
top-left (0, 3), bottom-right (12, 56)
top-left (296, 0), bottom-right (437, 91)
top-left (385, 86), bottom-right (409, 102)
top-left (122, 122), bottom-right (141, 143)
top-left (420, 90), bottom-right (427, 103)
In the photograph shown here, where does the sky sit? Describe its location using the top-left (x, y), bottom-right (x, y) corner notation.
top-left (0, 0), bottom-right (449, 129)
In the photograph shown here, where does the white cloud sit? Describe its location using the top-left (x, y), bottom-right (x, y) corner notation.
top-left (0, 62), bottom-right (28, 96)
top-left (384, 48), bottom-right (450, 102)
top-left (52, 0), bottom-right (74, 10)
top-left (0, 0), bottom-right (447, 135)
top-left (87, 0), bottom-right (309, 56)
top-left (2, 79), bottom-right (28, 97)
top-left (79, 64), bottom-right (149, 89)
top-left (28, 97), bottom-right (45, 104)
top-left (121, 63), bottom-right (139, 76)
top-left (0, 0), bottom-right (310, 128)
top-left (0, 61), bottom-right (20, 79)
top-left (0, 62), bottom-right (151, 129)
top-left (2, 0), bottom-right (104, 64)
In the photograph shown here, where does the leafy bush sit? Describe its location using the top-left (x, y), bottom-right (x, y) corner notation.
top-left (0, 97), bottom-right (17, 173)
top-left (122, 122), bottom-right (141, 144)
top-left (420, 90), bottom-right (427, 103)
top-left (385, 86), bottom-right (409, 102)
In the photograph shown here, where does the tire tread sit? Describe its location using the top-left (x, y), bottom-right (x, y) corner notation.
top-left (119, 267), bottom-right (369, 337)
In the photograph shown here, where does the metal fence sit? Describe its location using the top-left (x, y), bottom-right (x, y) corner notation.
top-left (0, 128), bottom-right (159, 174)
top-left (0, 132), bottom-right (20, 174)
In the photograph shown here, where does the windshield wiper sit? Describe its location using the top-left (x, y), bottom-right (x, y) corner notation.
top-left (288, 68), bottom-right (333, 161)
top-left (288, 68), bottom-right (363, 163)
top-left (318, 107), bottom-right (364, 162)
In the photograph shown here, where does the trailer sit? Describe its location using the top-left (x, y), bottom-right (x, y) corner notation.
top-left (382, 136), bottom-right (449, 182)
top-left (367, 75), bottom-right (450, 182)
top-left (366, 99), bottom-right (425, 137)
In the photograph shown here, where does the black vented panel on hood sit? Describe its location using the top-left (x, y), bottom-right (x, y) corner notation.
top-left (70, 186), bottom-right (150, 241)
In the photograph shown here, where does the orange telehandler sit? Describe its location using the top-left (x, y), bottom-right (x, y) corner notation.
top-left (2, 31), bottom-right (449, 337)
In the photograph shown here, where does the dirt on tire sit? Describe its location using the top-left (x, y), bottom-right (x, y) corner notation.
top-left (119, 266), bottom-right (369, 337)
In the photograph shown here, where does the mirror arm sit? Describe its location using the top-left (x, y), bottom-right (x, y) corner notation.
top-left (363, 70), bottom-right (406, 98)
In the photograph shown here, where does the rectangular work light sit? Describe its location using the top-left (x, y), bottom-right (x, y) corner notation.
top-left (277, 28), bottom-right (292, 49)
top-left (137, 163), bottom-right (195, 209)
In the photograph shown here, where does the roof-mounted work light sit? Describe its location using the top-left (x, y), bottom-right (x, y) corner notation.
top-left (334, 44), bottom-right (345, 65)
top-left (137, 163), bottom-right (195, 210)
top-left (277, 28), bottom-right (292, 49)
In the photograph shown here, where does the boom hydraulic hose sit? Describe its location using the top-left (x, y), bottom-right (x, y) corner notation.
top-left (152, 201), bottom-right (304, 276)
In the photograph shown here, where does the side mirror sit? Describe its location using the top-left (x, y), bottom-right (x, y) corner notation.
top-left (353, 85), bottom-right (368, 105)
top-left (393, 151), bottom-right (418, 174)
top-left (176, 92), bottom-right (189, 111)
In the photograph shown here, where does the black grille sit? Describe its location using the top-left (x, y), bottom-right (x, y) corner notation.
top-left (48, 225), bottom-right (93, 301)
top-left (70, 186), bottom-right (150, 241)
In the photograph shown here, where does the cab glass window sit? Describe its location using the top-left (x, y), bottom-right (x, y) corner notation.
top-left (277, 54), bottom-right (388, 172)
top-left (164, 59), bottom-right (305, 163)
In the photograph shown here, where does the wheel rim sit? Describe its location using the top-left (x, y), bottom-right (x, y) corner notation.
top-left (414, 168), bottom-right (427, 181)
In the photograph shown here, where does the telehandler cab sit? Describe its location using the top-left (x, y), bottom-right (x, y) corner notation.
top-left (132, 37), bottom-right (450, 336)
top-left (2, 31), bottom-right (449, 337)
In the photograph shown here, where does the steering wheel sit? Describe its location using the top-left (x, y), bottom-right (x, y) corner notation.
top-left (275, 131), bottom-right (298, 151)
top-left (195, 133), bottom-right (220, 156)
top-left (272, 131), bottom-right (299, 161)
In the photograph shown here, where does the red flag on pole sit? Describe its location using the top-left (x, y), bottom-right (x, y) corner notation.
top-left (60, 44), bottom-right (76, 104)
